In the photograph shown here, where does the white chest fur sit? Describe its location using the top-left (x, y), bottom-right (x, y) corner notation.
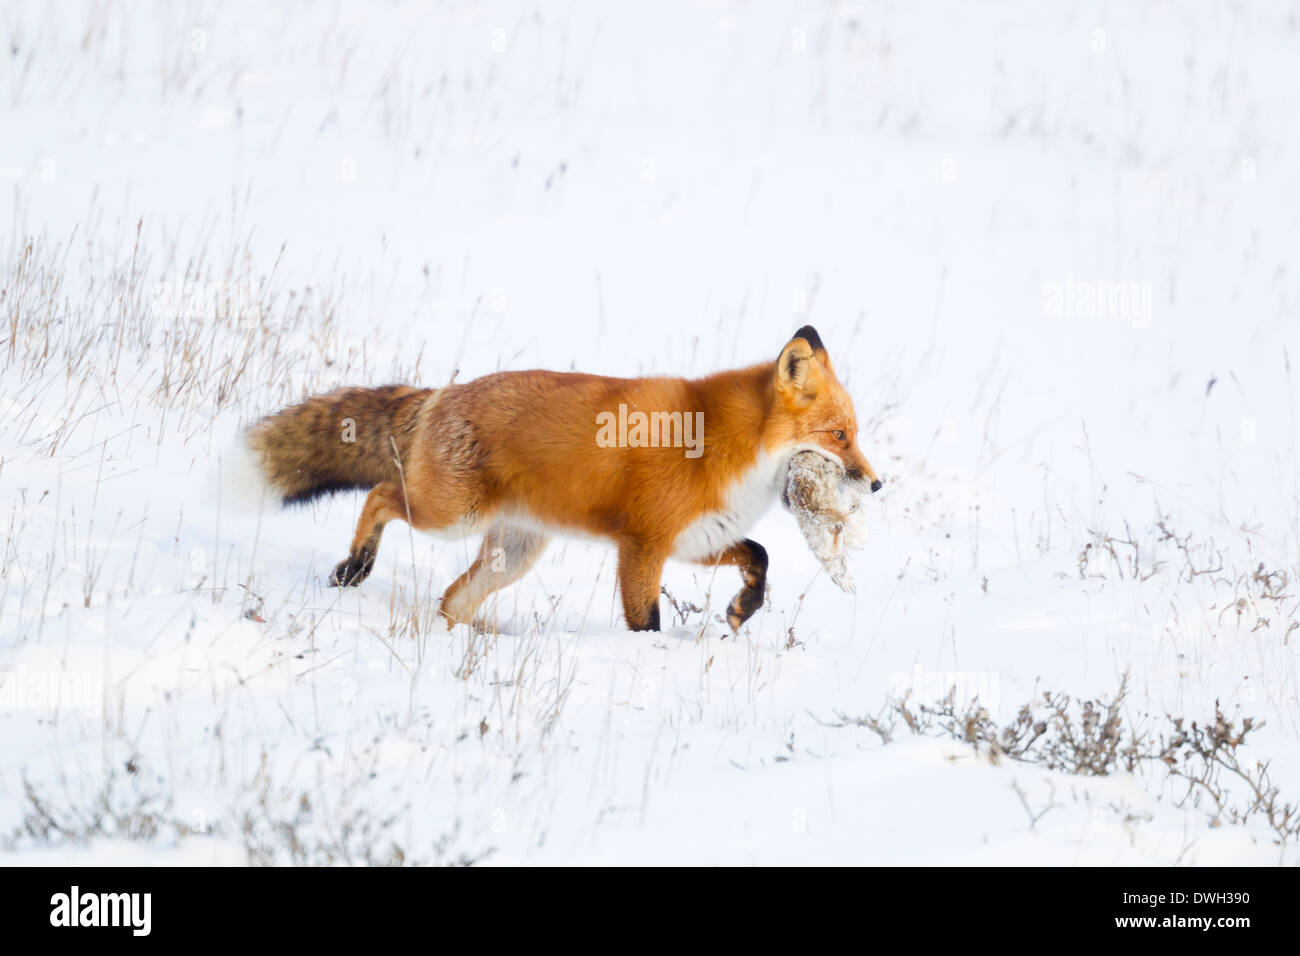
top-left (671, 448), bottom-right (795, 560)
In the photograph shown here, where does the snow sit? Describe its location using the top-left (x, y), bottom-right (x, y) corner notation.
top-left (1, 0), bottom-right (1297, 865)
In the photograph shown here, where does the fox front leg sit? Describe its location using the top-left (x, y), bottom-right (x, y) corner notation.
top-left (617, 540), bottom-right (668, 631)
top-left (693, 538), bottom-right (769, 632)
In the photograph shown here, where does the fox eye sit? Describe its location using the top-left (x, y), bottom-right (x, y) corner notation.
top-left (832, 429), bottom-right (846, 442)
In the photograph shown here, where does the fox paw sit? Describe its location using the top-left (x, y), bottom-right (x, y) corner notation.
top-left (726, 587), bottom-right (763, 632)
top-left (329, 553), bottom-right (375, 587)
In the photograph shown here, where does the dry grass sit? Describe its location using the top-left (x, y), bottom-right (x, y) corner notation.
top-left (825, 676), bottom-right (1300, 847)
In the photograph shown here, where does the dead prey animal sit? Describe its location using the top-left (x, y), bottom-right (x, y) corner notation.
top-left (782, 450), bottom-right (870, 592)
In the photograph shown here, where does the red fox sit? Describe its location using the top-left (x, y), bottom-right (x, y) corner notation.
top-left (238, 326), bottom-right (881, 632)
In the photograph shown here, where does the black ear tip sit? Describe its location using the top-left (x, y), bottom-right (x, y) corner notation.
top-left (793, 325), bottom-right (825, 353)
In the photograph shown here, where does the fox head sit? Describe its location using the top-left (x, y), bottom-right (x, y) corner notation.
top-left (768, 326), bottom-right (882, 493)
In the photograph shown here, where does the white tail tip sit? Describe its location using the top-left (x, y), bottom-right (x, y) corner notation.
top-left (211, 433), bottom-right (276, 513)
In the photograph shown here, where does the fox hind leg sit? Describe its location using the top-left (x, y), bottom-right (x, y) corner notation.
top-left (330, 482), bottom-right (408, 586)
top-left (438, 525), bottom-right (550, 627)
top-left (329, 471), bottom-right (483, 588)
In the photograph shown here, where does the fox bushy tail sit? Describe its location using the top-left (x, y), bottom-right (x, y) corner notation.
top-left (242, 384), bottom-right (435, 506)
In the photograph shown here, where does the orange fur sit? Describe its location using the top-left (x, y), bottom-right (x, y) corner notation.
top-left (243, 326), bottom-right (880, 632)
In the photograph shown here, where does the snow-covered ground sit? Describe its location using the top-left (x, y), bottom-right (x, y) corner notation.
top-left (2, 0), bottom-right (1298, 865)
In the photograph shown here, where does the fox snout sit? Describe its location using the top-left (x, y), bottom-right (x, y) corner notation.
top-left (844, 464), bottom-right (883, 493)
top-left (841, 450), bottom-right (883, 494)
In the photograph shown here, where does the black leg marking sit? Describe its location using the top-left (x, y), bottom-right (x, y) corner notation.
top-left (726, 539), bottom-right (768, 631)
top-left (630, 602), bottom-right (661, 632)
top-left (329, 534), bottom-right (379, 587)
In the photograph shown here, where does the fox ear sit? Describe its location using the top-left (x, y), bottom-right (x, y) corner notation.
top-left (775, 332), bottom-right (825, 408)
top-left (791, 324), bottom-right (833, 371)
top-left (792, 325), bottom-right (826, 355)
